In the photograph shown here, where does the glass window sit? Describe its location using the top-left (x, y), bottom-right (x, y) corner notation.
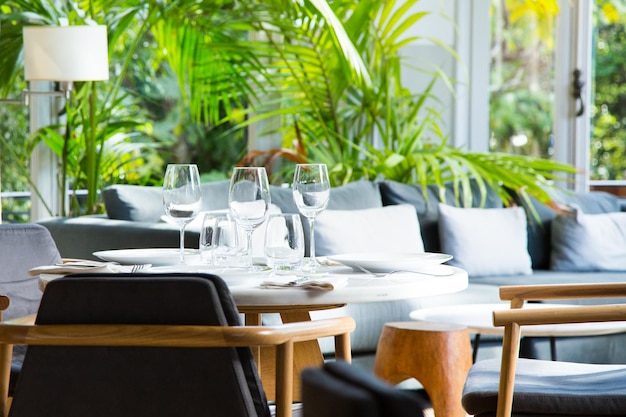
top-left (489, 0), bottom-right (558, 158)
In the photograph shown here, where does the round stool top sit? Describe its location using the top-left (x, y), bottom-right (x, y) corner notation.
top-left (410, 303), bottom-right (626, 337)
top-left (385, 321), bottom-right (467, 332)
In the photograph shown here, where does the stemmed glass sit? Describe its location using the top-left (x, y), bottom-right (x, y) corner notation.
top-left (292, 163), bottom-right (330, 272)
top-left (228, 167), bottom-right (271, 269)
top-left (162, 164), bottom-right (202, 264)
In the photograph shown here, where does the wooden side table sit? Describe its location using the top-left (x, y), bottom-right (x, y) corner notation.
top-left (373, 321), bottom-right (472, 417)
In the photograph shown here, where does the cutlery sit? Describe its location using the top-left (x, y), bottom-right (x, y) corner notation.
top-left (287, 276), bottom-right (313, 286)
top-left (353, 264), bottom-right (454, 277)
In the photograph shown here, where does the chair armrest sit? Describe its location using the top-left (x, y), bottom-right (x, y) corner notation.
top-left (0, 316), bottom-right (355, 349)
top-left (493, 304), bottom-right (626, 327)
top-left (500, 282), bottom-right (626, 305)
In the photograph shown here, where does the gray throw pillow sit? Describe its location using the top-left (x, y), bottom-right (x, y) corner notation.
top-left (438, 203), bottom-right (532, 277)
top-left (551, 206), bottom-right (626, 271)
top-left (102, 185), bottom-right (163, 223)
top-left (269, 179), bottom-right (382, 214)
top-left (103, 180), bottom-right (232, 223)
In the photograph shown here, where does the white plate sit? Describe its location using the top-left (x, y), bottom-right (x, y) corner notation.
top-left (147, 264), bottom-right (268, 287)
top-left (328, 252), bottom-right (453, 273)
top-left (93, 248), bottom-right (201, 267)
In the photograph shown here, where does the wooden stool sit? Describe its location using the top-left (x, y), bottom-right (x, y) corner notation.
top-left (373, 321), bottom-right (472, 417)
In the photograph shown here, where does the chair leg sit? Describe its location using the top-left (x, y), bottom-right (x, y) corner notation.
top-left (373, 321), bottom-right (472, 417)
top-left (0, 344), bottom-right (11, 417)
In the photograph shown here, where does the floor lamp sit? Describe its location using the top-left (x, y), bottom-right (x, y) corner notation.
top-left (1, 25), bottom-right (109, 219)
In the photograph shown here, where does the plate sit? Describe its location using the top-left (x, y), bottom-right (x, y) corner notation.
top-left (93, 248), bottom-right (201, 267)
top-left (328, 252), bottom-right (453, 273)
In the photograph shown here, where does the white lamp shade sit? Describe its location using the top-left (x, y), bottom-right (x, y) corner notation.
top-left (23, 25), bottom-right (109, 82)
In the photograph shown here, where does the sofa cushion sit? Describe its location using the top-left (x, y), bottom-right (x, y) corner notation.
top-left (379, 180), bottom-right (503, 253)
top-left (522, 189), bottom-right (621, 270)
top-left (271, 180), bottom-right (383, 255)
top-left (551, 208), bottom-right (626, 271)
top-left (438, 203), bottom-right (532, 277)
top-left (270, 179), bottom-right (383, 214)
top-left (103, 181), bottom-right (232, 223)
top-left (314, 205), bottom-right (424, 256)
top-left (102, 185), bottom-right (164, 223)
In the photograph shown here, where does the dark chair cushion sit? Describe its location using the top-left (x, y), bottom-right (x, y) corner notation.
top-left (463, 358), bottom-right (626, 417)
top-left (302, 361), bottom-right (427, 417)
top-left (10, 273), bottom-right (270, 417)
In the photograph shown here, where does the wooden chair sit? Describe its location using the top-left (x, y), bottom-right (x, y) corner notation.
top-left (462, 282), bottom-right (626, 417)
top-left (0, 273), bottom-right (355, 417)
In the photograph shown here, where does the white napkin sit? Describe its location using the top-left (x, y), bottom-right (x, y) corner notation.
top-left (28, 261), bottom-right (149, 276)
top-left (259, 275), bottom-right (348, 291)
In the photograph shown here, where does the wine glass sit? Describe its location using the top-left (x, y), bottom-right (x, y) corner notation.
top-left (292, 163), bottom-right (330, 272)
top-left (162, 164), bottom-right (202, 264)
top-left (228, 167), bottom-right (271, 269)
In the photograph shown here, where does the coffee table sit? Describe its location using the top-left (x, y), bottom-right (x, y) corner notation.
top-left (410, 303), bottom-right (626, 362)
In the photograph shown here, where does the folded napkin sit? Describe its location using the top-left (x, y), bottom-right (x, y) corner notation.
top-left (259, 275), bottom-right (348, 291)
top-left (28, 261), bottom-right (150, 276)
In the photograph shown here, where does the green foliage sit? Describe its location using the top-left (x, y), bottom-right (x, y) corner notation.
top-left (489, 0), bottom-right (557, 158)
top-left (591, 20), bottom-right (626, 180)
top-left (1, 0), bottom-right (579, 220)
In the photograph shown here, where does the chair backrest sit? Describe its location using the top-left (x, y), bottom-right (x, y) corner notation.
top-left (9, 273), bottom-right (270, 417)
top-left (0, 223), bottom-right (61, 320)
top-left (301, 361), bottom-right (427, 417)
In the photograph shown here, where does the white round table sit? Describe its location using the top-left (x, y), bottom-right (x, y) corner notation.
top-left (410, 303), bottom-right (626, 361)
top-left (229, 265), bottom-right (468, 310)
top-left (39, 264), bottom-right (468, 399)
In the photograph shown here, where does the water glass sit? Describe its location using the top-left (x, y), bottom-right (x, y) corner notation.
top-left (199, 212), bottom-right (228, 264)
top-left (211, 214), bottom-right (243, 267)
top-left (264, 214), bottom-right (305, 274)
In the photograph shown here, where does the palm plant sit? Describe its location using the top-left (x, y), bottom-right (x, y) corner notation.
top-left (155, 0), bottom-right (576, 207)
top-left (1, 0), bottom-right (577, 218)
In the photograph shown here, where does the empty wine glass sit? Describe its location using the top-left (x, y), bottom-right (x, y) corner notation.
top-left (228, 167), bottom-right (271, 269)
top-left (163, 164), bottom-right (202, 264)
top-left (292, 163), bottom-right (330, 272)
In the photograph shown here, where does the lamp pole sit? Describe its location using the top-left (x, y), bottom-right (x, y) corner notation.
top-left (29, 80), bottom-right (64, 220)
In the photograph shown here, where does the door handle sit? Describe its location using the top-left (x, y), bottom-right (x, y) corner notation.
top-left (572, 69), bottom-right (585, 117)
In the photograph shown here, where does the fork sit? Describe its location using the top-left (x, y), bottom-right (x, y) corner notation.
top-left (129, 264), bottom-right (151, 272)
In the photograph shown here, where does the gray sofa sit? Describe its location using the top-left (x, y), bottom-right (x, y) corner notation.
top-left (38, 179), bottom-right (626, 366)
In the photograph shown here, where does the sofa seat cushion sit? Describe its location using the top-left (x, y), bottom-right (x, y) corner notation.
top-left (463, 358), bottom-right (626, 416)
